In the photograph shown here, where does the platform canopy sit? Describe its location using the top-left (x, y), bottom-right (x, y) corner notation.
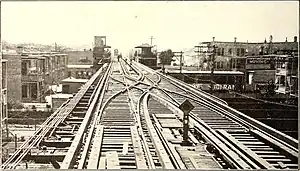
top-left (135, 43), bottom-right (153, 48)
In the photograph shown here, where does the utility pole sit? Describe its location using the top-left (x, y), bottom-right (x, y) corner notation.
top-left (233, 37), bottom-right (237, 71)
top-left (174, 51), bottom-right (183, 73)
top-left (194, 45), bottom-right (201, 70)
top-left (210, 37), bottom-right (216, 94)
top-left (173, 51), bottom-right (184, 80)
top-left (149, 36), bottom-right (155, 46)
top-left (180, 51), bottom-right (183, 74)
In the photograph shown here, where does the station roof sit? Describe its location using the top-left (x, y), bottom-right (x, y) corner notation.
top-left (166, 70), bottom-right (244, 75)
top-left (135, 43), bottom-right (153, 48)
top-left (51, 94), bottom-right (73, 99)
top-left (21, 55), bottom-right (46, 60)
top-left (67, 64), bottom-right (93, 69)
top-left (62, 77), bottom-right (89, 83)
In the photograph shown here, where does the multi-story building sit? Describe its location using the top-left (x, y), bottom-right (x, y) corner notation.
top-left (3, 51), bottom-right (68, 106)
top-left (195, 36), bottom-right (298, 95)
top-left (198, 36), bottom-right (298, 71)
top-left (274, 55), bottom-right (298, 97)
top-left (1, 45), bottom-right (9, 143)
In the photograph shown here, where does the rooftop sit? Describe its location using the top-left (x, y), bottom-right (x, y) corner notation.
top-left (67, 65), bottom-right (93, 69)
top-left (135, 43), bottom-right (153, 48)
top-left (166, 69), bottom-right (244, 75)
top-left (62, 76), bottom-right (89, 83)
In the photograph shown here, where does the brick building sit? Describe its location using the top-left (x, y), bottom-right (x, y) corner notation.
top-left (274, 55), bottom-right (298, 97)
top-left (198, 36), bottom-right (298, 71)
top-left (1, 46), bottom-right (8, 142)
top-left (196, 36), bottom-right (298, 95)
top-left (3, 51), bottom-right (68, 105)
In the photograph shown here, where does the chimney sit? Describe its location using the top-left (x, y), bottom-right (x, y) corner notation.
top-left (294, 36), bottom-right (297, 42)
top-left (269, 35), bottom-right (273, 43)
top-left (212, 37), bottom-right (215, 42)
top-left (234, 37), bottom-right (237, 43)
top-left (285, 37), bottom-right (288, 42)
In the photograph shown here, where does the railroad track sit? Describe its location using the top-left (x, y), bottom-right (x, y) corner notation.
top-left (1, 64), bottom-right (109, 169)
top-left (133, 61), bottom-right (298, 169)
top-left (2, 59), bottom-right (298, 170)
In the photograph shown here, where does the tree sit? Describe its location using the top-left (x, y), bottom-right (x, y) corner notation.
top-left (159, 49), bottom-right (174, 66)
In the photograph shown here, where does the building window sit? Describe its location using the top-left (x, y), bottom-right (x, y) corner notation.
top-left (30, 83), bottom-right (37, 99)
top-left (21, 61), bottom-right (28, 75)
top-left (2, 62), bottom-right (7, 89)
top-left (241, 48), bottom-right (245, 56)
top-left (228, 48), bottom-right (232, 55)
top-left (217, 48), bottom-right (221, 56)
top-left (237, 48), bottom-right (240, 56)
top-left (220, 61), bottom-right (224, 68)
top-left (22, 84), bottom-right (28, 98)
top-left (41, 60), bottom-right (45, 73)
top-left (221, 48), bottom-right (225, 56)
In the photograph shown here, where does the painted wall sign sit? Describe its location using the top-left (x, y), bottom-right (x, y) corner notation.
top-left (247, 58), bottom-right (270, 64)
top-left (213, 84), bottom-right (235, 90)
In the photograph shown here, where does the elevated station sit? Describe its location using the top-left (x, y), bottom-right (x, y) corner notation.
top-left (1, 58), bottom-right (298, 170)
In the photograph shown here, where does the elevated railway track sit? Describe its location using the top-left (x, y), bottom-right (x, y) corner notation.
top-left (1, 58), bottom-right (298, 170)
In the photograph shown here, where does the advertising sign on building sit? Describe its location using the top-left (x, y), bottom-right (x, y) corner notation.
top-left (246, 57), bottom-right (274, 70)
top-left (193, 83), bottom-right (235, 91)
top-left (247, 58), bottom-right (270, 64)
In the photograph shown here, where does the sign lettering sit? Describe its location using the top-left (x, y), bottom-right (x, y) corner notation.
top-left (247, 58), bottom-right (270, 64)
top-left (213, 84), bottom-right (235, 90)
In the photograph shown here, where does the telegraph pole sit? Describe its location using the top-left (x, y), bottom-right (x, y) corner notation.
top-left (173, 51), bottom-right (183, 73)
top-left (173, 51), bottom-right (184, 80)
top-left (194, 45), bottom-right (201, 70)
top-left (149, 36), bottom-right (155, 46)
top-left (210, 37), bottom-right (216, 94)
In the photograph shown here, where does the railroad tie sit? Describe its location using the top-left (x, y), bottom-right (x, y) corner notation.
top-left (122, 142), bottom-right (129, 155)
top-left (106, 151), bottom-right (120, 169)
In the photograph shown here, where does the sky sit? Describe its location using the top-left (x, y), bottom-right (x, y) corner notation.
top-left (1, 1), bottom-right (299, 55)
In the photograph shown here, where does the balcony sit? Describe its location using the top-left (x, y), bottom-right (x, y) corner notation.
top-left (22, 74), bottom-right (44, 82)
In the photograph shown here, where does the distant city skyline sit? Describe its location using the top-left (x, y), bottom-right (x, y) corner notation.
top-left (2, 1), bottom-right (299, 55)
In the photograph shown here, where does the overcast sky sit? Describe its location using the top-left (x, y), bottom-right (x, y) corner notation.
top-left (2, 1), bottom-right (299, 55)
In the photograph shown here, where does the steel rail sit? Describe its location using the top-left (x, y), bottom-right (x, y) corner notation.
top-left (152, 84), bottom-right (296, 169)
top-left (143, 93), bottom-right (186, 169)
top-left (74, 65), bottom-right (112, 168)
top-left (149, 92), bottom-right (253, 169)
top-left (135, 61), bottom-right (298, 151)
top-left (135, 88), bottom-right (156, 169)
top-left (60, 63), bottom-right (112, 169)
top-left (87, 64), bottom-right (107, 106)
top-left (77, 72), bottom-right (112, 169)
top-left (132, 61), bottom-right (228, 105)
top-left (163, 87), bottom-right (298, 158)
top-left (76, 61), bottom-right (143, 169)
top-left (133, 62), bottom-right (298, 169)
top-left (142, 93), bottom-right (174, 169)
top-left (1, 99), bottom-right (69, 169)
top-left (156, 82), bottom-right (298, 167)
